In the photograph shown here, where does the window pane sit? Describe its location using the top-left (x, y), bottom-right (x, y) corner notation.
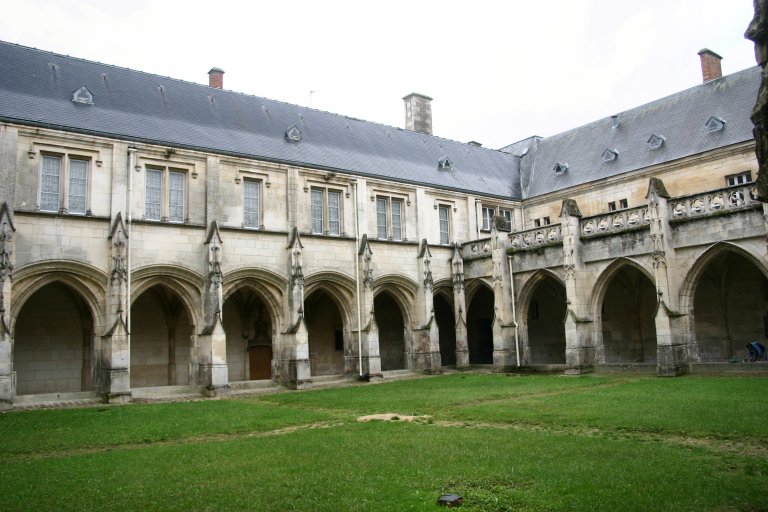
top-left (68, 159), bottom-right (88, 214)
top-left (145, 169), bottom-right (162, 220)
top-left (328, 191), bottom-right (340, 235)
top-left (168, 171), bottom-right (185, 222)
top-left (439, 206), bottom-right (449, 244)
top-left (482, 207), bottom-right (493, 230)
top-left (391, 199), bottom-right (402, 240)
top-left (40, 155), bottom-right (61, 212)
top-left (244, 180), bottom-right (260, 228)
top-left (376, 198), bottom-right (388, 239)
top-left (311, 189), bottom-right (323, 233)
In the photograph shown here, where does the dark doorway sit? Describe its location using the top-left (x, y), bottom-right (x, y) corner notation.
top-left (434, 293), bottom-right (456, 366)
top-left (601, 266), bottom-right (657, 363)
top-left (467, 286), bottom-right (494, 364)
top-left (305, 290), bottom-right (345, 376)
top-left (527, 276), bottom-right (566, 364)
top-left (375, 292), bottom-right (405, 370)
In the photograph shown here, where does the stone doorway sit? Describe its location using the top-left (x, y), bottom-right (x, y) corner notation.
top-left (249, 345), bottom-right (273, 380)
top-left (467, 286), bottom-right (494, 364)
top-left (223, 288), bottom-right (273, 381)
top-left (305, 289), bottom-right (345, 376)
top-left (434, 293), bottom-right (457, 366)
top-left (526, 275), bottom-right (566, 364)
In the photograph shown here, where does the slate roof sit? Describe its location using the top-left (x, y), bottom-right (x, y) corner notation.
top-left (0, 41), bottom-right (520, 200)
top-left (513, 66), bottom-right (760, 198)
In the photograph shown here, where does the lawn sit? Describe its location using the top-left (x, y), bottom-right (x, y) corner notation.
top-left (1, 374), bottom-right (766, 511)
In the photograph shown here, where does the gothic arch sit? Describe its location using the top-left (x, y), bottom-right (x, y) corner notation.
top-left (304, 270), bottom-right (356, 325)
top-left (465, 278), bottom-right (493, 305)
top-left (131, 265), bottom-right (203, 327)
top-left (373, 276), bottom-right (416, 329)
top-left (11, 261), bottom-right (107, 335)
top-left (223, 268), bottom-right (286, 330)
top-left (516, 269), bottom-right (566, 318)
top-left (516, 269), bottom-right (567, 365)
top-left (465, 279), bottom-right (495, 364)
top-left (590, 257), bottom-right (656, 317)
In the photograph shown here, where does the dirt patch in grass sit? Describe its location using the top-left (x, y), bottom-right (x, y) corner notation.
top-left (357, 413), bottom-right (432, 423)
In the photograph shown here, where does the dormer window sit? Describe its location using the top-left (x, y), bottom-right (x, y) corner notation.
top-left (647, 134), bottom-right (666, 150)
top-left (601, 148), bottom-right (619, 162)
top-left (438, 157), bottom-right (453, 171)
top-left (553, 162), bottom-right (569, 174)
top-left (705, 116), bottom-right (726, 133)
top-left (71, 86), bottom-right (93, 105)
top-left (285, 125), bottom-right (302, 142)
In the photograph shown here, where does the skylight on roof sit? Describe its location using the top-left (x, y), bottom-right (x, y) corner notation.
top-left (438, 157), bottom-right (453, 171)
top-left (285, 125), bottom-right (302, 142)
top-left (553, 162), bottom-right (569, 174)
top-left (705, 116), bottom-right (726, 133)
top-left (601, 148), bottom-right (619, 162)
top-left (71, 86), bottom-right (93, 105)
top-left (647, 134), bottom-right (666, 150)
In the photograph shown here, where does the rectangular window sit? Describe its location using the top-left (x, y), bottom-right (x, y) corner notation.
top-left (68, 159), bottom-right (88, 215)
top-left (145, 168), bottom-right (163, 221)
top-left (500, 209), bottom-right (512, 231)
top-left (243, 179), bottom-right (261, 228)
top-left (534, 218), bottom-right (541, 228)
top-left (40, 155), bottom-right (61, 212)
top-left (39, 154), bottom-right (90, 214)
top-left (145, 166), bottom-right (186, 222)
top-left (376, 198), bottom-right (388, 239)
top-left (608, 201), bottom-right (617, 212)
top-left (619, 199), bottom-right (628, 209)
top-left (375, 196), bottom-right (405, 241)
top-left (311, 187), bottom-right (343, 236)
top-left (481, 206), bottom-right (495, 231)
top-left (439, 205), bottom-right (450, 244)
top-left (311, 189), bottom-right (324, 234)
top-left (726, 172), bottom-right (751, 186)
top-left (542, 216), bottom-right (551, 226)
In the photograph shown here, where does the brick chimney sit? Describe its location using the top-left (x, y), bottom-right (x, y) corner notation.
top-left (403, 93), bottom-right (433, 135)
top-left (697, 49), bottom-right (722, 82)
top-left (208, 67), bottom-right (225, 89)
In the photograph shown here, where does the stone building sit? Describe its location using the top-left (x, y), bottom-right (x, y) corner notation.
top-left (0, 41), bottom-right (765, 408)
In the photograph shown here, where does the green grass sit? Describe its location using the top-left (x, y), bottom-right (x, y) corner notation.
top-left (1, 374), bottom-right (766, 511)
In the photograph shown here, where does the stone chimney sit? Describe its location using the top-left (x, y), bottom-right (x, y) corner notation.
top-left (697, 49), bottom-right (722, 82)
top-left (208, 67), bottom-right (225, 89)
top-left (403, 93), bottom-right (433, 135)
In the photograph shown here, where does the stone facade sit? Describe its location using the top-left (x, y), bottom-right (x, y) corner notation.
top-left (0, 43), bottom-right (766, 408)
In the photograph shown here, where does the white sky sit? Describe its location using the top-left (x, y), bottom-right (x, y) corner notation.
top-left (0, 0), bottom-right (759, 149)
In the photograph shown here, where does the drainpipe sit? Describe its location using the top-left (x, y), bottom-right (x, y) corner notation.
top-left (352, 180), bottom-right (363, 377)
top-left (127, 146), bottom-right (137, 340)
top-left (507, 256), bottom-right (520, 367)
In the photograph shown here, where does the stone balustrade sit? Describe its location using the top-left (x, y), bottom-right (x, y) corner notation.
top-left (508, 224), bottom-right (563, 251)
top-left (669, 183), bottom-right (760, 221)
top-left (580, 206), bottom-right (651, 239)
top-left (462, 238), bottom-right (492, 260)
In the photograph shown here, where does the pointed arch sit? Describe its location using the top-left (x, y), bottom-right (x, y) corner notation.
top-left (304, 270), bottom-right (356, 325)
top-left (466, 279), bottom-right (495, 364)
top-left (516, 269), bottom-right (567, 365)
top-left (590, 257), bottom-right (656, 317)
top-left (223, 267), bottom-right (287, 330)
top-left (131, 265), bottom-right (204, 327)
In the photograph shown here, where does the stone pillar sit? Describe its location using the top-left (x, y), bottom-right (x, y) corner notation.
top-left (282, 228), bottom-right (311, 388)
top-left (560, 199), bottom-right (595, 374)
top-left (98, 213), bottom-right (132, 403)
top-left (197, 221), bottom-right (229, 396)
top-left (410, 240), bottom-right (441, 372)
top-left (205, 156), bottom-right (221, 225)
top-left (491, 224), bottom-right (516, 370)
top-left (451, 243), bottom-right (469, 368)
top-left (0, 203), bottom-right (15, 409)
top-left (353, 236), bottom-right (382, 379)
top-left (646, 178), bottom-right (687, 376)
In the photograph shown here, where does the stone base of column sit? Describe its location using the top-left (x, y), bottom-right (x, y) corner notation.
top-left (204, 384), bottom-right (231, 397)
top-left (97, 367), bottom-right (131, 401)
top-left (492, 349), bottom-right (514, 369)
top-left (104, 391), bottom-right (132, 404)
top-left (455, 349), bottom-right (469, 369)
top-left (358, 372), bottom-right (384, 382)
top-left (566, 345), bottom-right (595, 374)
top-left (657, 344), bottom-right (689, 377)
top-left (283, 358), bottom-right (312, 389)
top-left (409, 351), bottom-right (442, 372)
top-left (564, 364), bottom-right (594, 375)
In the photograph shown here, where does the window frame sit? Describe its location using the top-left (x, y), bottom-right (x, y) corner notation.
top-left (243, 178), bottom-right (263, 229)
top-left (438, 204), bottom-right (451, 245)
top-left (38, 152), bottom-right (91, 215)
top-left (481, 205), bottom-right (495, 231)
top-left (310, 186), bottom-right (344, 236)
top-left (726, 171), bottom-right (752, 187)
top-left (375, 195), bottom-right (405, 241)
top-left (144, 165), bottom-right (188, 223)
top-left (499, 209), bottom-right (513, 231)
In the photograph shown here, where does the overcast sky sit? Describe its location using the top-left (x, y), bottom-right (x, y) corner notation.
top-left (0, 0), bottom-right (759, 149)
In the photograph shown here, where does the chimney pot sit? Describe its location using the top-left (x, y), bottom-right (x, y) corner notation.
top-left (697, 49), bottom-right (722, 82)
top-left (403, 92), bottom-right (433, 135)
top-left (208, 67), bottom-right (225, 89)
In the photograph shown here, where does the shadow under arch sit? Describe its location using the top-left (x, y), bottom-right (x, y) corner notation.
top-left (591, 257), bottom-right (657, 364)
top-left (373, 289), bottom-right (407, 370)
top-left (131, 265), bottom-right (204, 328)
top-left (681, 242), bottom-right (768, 362)
top-left (465, 279), bottom-right (495, 364)
top-left (516, 269), bottom-right (567, 365)
top-left (12, 265), bottom-right (106, 395)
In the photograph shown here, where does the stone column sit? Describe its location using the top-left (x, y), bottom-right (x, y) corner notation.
top-left (646, 178), bottom-right (687, 376)
top-left (282, 228), bottom-right (311, 388)
top-left (410, 239), bottom-right (441, 372)
top-left (560, 199), bottom-right (595, 374)
top-left (354, 236), bottom-right (382, 379)
top-left (0, 203), bottom-right (15, 409)
top-left (451, 243), bottom-right (469, 368)
top-left (491, 224), bottom-right (516, 370)
top-left (197, 221), bottom-right (229, 396)
top-left (98, 214), bottom-right (132, 403)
